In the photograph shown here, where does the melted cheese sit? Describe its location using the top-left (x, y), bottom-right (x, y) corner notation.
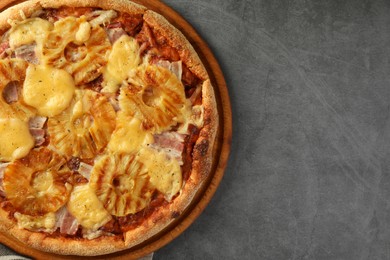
top-left (102, 35), bottom-right (141, 93)
top-left (0, 118), bottom-right (34, 161)
top-left (8, 18), bottom-right (53, 49)
top-left (108, 114), bottom-right (153, 153)
top-left (138, 147), bottom-right (182, 200)
top-left (67, 184), bottom-right (112, 231)
top-left (14, 212), bottom-right (56, 232)
top-left (75, 21), bottom-right (91, 43)
top-left (23, 64), bottom-right (75, 117)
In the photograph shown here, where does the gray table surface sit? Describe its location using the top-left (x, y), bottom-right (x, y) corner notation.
top-left (2, 0), bottom-right (390, 259)
top-left (155, 0), bottom-right (390, 259)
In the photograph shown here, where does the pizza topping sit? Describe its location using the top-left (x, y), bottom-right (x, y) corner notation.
top-left (14, 44), bottom-right (39, 64)
top-left (78, 162), bottom-right (93, 180)
top-left (106, 24), bottom-right (127, 44)
top-left (14, 212), bottom-right (56, 233)
top-left (0, 163), bottom-right (8, 197)
top-left (155, 60), bottom-right (182, 81)
top-left (29, 116), bottom-right (47, 129)
top-left (0, 42), bottom-right (10, 58)
top-left (138, 147), bottom-right (182, 201)
top-left (0, 118), bottom-right (34, 161)
top-left (90, 153), bottom-right (153, 216)
top-left (111, 13), bottom-right (143, 37)
top-left (0, 59), bottom-right (34, 120)
top-left (48, 89), bottom-right (116, 159)
top-left (23, 64), bottom-right (75, 117)
top-left (29, 116), bottom-right (47, 147)
top-left (89, 10), bottom-right (117, 27)
top-left (102, 34), bottom-right (141, 93)
top-left (151, 131), bottom-right (185, 164)
top-left (7, 17), bottom-right (53, 49)
top-left (67, 184), bottom-right (112, 231)
top-left (55, 206), bottom-right (79, 235)
top-left (43, 16), bottom-right (111, 85)
top-left (3, 148), bottom-right (72, 216)
top-left (108, 115), bottom-right (153, 154)
top-left (121, 64), bottom-right (191, 132)
top-left (2, 81), bottom-right (19, 104)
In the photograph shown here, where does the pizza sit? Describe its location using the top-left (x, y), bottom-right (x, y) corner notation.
top-left (0, 0), bottom-right (218, 256)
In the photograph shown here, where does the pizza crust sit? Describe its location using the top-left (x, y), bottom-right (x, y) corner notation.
top-left (0, 0), bottom-right (219, 256)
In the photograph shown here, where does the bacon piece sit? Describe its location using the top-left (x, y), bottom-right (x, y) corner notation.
top-left (151, 132), bottom-right (186, 164)
top-left (105, 22), bottom-right (127, 44)
top-left (15, 44), bottom-right (38, 64)
top-left (28, 116), bottom-right (47, 147)
top-left (56, 207), bottom-right (79, 235)
top-left (2, 81), bottom-right (19, 104)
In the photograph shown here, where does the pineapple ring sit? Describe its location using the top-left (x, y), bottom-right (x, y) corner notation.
top-left (120, 65), bottom-right (191, 132)
top-left (3, 148), bottom-right (72, 216)
top-left (42, 17), bottom-right (111, 85)
top-left (48, 89), bottom-right (116, 159)
top-left (89, 153), bottom-right (154, 216)
top-left (0, 59), bottom-right (34, 120)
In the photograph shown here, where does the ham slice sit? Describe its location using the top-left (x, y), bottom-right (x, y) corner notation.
top-left (151, 132), bottom-right (186, 165)
top-left (78, 162), bottom-right (93, 180)
top-left (15, 44), bottom-right (38, 64)
top-left (29, 116), bottom-right (47, 129)
top-left (155, 60), bottom-right (182, 81)
top-left (56, 207), bottom-right (79, 235)
top-left (29, 116), bottom-right (47, 147)
top-left (2, 81), bottom-right (19, 104)
top-left (106, 22), bottom-right (127, 44)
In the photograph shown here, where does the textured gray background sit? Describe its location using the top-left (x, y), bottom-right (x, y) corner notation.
top-left (1, 0), bottom-right (390, 259)
top-left (155, 0), bottom-right (390, 259)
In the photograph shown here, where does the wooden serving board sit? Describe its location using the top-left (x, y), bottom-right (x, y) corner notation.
top-left (0, 0), bottom-right (232, 259)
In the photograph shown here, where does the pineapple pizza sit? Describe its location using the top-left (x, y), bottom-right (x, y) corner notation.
top-left (0, 0), bottom-right (218, 255)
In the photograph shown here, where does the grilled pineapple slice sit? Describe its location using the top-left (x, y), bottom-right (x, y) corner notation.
top-left (120, 65), bottom-right (192, 133)
top-left (0, 59), bottom-right (34, 120)
top-left (3, 148), bottom-right (72, 216)
top-left (48, 89), bottom-right (116, 159)
top-left (42, 16), bottom-right (111, 85)
top-left (89, 153), bottom-right (154, 216)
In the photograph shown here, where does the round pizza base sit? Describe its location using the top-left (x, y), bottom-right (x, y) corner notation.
top-left (0, 0), bottom-right (232, 258)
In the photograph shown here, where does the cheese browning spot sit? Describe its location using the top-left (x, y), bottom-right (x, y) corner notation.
top-left (67, 184), bottom-right (112, 231)
top-left (102, 35), bottom-right (141, 93)
top-left (0, 118), bottom-right (34, 161)
top-left (23, 64), bottom-right (75, 117)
